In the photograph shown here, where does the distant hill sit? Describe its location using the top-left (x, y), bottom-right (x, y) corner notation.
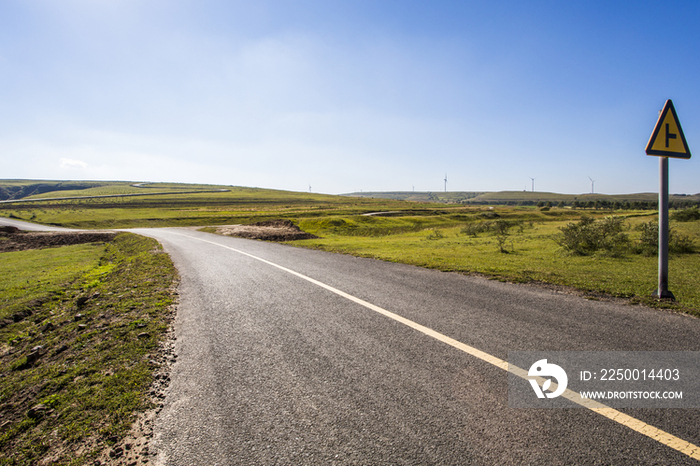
top-left (3, 180), bottom-right (698, 208)
top-left (0, 180), bottom-right (228, 202)
top-left (0, 181), bottom-right (105, 200)
top-left (341, 191), bottom-right (484, 203)
top-left (345, 190), bottom-right (700, 208)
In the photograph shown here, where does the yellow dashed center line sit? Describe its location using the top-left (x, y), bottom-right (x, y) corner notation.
top-left (184, 232), bottom-right (700, 462)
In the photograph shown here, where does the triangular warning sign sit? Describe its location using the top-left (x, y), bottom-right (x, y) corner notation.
top-left (646, 99), bottom-right (691, 159)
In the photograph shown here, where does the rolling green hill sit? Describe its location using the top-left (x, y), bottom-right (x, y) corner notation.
top-left (0, 180), bottom-right (423, 229)
top-left (0, 180), bottom-right (109, 200)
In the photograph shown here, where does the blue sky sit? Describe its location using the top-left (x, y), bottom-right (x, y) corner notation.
top-left (1, 0), bottom-right (699, 195)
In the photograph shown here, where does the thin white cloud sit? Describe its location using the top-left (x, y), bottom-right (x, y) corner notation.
top-left (59, 157), bottom-right (88, 169)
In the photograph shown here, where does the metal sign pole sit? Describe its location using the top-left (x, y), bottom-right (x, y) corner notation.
top-left (645, 99), bottom-right (691, 300)
top-left (654, 156), bottom-right (674, 299)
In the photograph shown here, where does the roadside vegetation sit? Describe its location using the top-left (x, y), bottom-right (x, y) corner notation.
top-left (0, 233), bottom-right (177, 465)
top-left (2, 180), bottom-right (699, 316)
top-left (293, 210), bottom-right (700, 314)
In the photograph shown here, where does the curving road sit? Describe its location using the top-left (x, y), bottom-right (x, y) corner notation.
top-left (128, 227), bottom-right (700, 465)
top-left (0, 217), bottom-right (73, 231)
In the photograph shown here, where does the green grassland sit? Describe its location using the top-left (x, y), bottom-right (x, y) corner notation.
top-left (0, 233), bottom-right (177, 465)
top-left (1, 182), bottom-right (424, 229)
top-left (294, 210), bottom-right (700, 313)
top-left (2, 180), bottom-right (699, 315)
top-left (0, 245), bottom-right (103, 320)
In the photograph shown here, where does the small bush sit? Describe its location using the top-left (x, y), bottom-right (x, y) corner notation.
top-left (633, 220), bottom-right (696, 255)
top-left (489, 220), bottom-right (517, 253)
top-left (635, 221), bottom-right (658, 256)
top-left (496, 234), bottom-right (513, 254)
top-left (493, 219), bottom-right (511, 236)
top-left (426, 229), bottom-right (444, 240)
top-left (555, 215), bottom-right (629, 257)
top-left (671, 233), bottom-right (696, 254)
top-left (461, 220), bottom-right (524, 238)
top-left (460, 223), bottom-right (482, 237)
top-left (671, 208), bottom-right (700, 222)
top-left (460, 221), bottom-right (492, 237)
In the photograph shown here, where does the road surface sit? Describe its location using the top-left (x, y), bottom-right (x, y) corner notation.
top-left (126, 227), bottom-right (700, 465)
top-left (0, 217), bottom-right (73, 231)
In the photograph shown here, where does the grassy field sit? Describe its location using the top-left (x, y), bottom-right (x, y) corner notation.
top-left (293, 209), bottom-right (700, 314)
top-left (0, 183), bottom-right (425, 229)
top-left (0, 233), bottom-right (177, 465)
top-left (0, 245), bottom-right (103, 320)
top-left (2, 180), bottom-right (699, 316)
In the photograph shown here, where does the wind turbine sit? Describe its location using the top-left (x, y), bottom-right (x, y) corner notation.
top-left (588, 176), bottom-right (595, 194)
top-left (444, 173), bottom-right (448, 193)
top-left (308, 184), bottom-right (312, 193)
top-left (530, 177), bottom-right (536, 192)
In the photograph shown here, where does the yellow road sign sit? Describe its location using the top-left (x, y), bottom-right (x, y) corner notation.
top-left (646, 99), bottom-right (691, 159)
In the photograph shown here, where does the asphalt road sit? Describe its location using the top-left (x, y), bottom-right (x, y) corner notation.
top-left (0, 217), bottom-right (72, 231)
top-left (126, 227), bottom-right (700, 466)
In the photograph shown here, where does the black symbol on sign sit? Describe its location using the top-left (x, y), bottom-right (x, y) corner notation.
top-left (665, 123), bottom-right (677, 148)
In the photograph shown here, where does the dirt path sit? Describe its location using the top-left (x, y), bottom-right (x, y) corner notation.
top-left (214, 219), bottom-right (318, 241)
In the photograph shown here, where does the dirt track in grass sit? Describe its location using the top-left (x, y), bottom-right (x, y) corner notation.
top-left (214, 219), bottom-right (319, 241)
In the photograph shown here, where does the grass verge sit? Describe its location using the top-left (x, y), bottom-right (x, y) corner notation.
top-left (292, 213), bottom-right (700, 316)
top-left (0, 233), bottom-right (177, 465)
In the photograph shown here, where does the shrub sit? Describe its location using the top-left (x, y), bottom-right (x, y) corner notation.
top-left (495, 233), bottom-right (510, 253)
top-left (460, 223), bottom-right (482, 237)
top-left (635, 220), bottom-right (658, 256)
top-left (634, 220), bottom-right (696, 255)
top-left (671, 208), bottom-right (700, 222)
top-left (671, 233), bottom-right (696, 254)
top-left (460, 221), bottom-right (493, 237)
top-left (556, 216), bottom-right (599, 255)
top-left (555, 215), bottom-right (629, 256)
top-left (426, 229), bottom-right (444, 240)
top-left (493, 219), bottom-right (510, 235)
top-left (461, 219), bottom-right (524, 238)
